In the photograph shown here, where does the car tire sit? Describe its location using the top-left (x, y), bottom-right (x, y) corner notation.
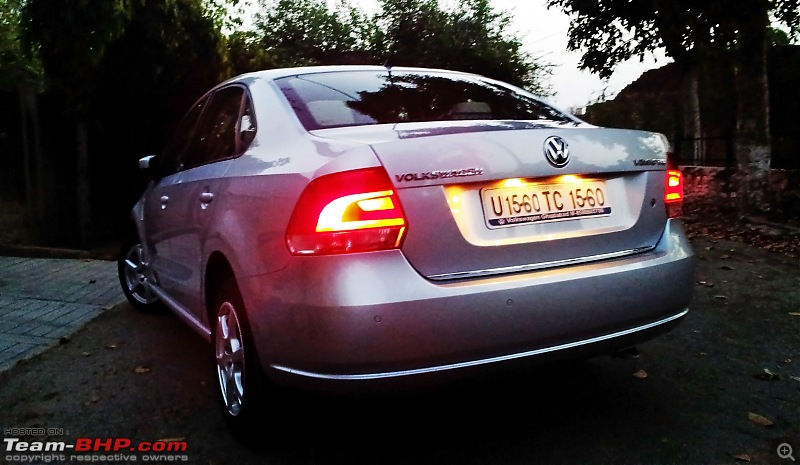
top-left (117, 236), bottom-right (164, 313)
top-left (213, 278), bottom-right (266, 437)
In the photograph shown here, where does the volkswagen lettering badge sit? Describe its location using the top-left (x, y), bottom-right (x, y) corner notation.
top-left (543, 136), bottom-right (570, 168)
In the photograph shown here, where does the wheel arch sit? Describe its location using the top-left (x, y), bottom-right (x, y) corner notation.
top-left (206, 249), bottom-right (269, 427)
top-left (205, 251), bottom-right (237, 327)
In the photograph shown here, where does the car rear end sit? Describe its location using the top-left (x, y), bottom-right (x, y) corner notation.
top-left (239, 67), bottom-right (694, 391)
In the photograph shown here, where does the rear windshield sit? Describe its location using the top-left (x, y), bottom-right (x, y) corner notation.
top-left (276, 70), bottom-right (571, 130)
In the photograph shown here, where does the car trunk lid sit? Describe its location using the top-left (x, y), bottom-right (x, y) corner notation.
top-left (311, 121), bottom-right (671, 280)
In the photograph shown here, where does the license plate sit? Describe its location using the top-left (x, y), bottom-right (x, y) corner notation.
top-left (481, 180), bottom-right (612, 228)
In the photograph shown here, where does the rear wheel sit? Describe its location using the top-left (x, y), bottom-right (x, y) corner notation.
top-left (118, 236), bottom-right (163, 313)
top-left (213, 279), bottom-right (265, 435)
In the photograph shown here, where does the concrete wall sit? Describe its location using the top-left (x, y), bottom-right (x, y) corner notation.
top-left (683, 166), bottom-right (800, 220)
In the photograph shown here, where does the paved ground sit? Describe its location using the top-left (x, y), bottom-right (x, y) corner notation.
top-left (0, 236), bottom-right (797, 465)
top-left (0, 256), bottom-right (123, 372)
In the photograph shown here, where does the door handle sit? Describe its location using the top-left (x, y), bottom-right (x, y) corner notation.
top-left (160, 195), bottom-right (169, 209)
top-left (200, 192), bottom-right (214, 209)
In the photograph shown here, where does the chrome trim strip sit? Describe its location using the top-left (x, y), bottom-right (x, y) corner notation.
top-left (427, 245), bottom-right (656, 281)
top-left (271, 309), bottom-right (688, 381)
top-left (148, 284), bottom-right (212, 342)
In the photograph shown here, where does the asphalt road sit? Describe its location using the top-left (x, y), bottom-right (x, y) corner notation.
top-left (0, 236), bottom-right (798, 465)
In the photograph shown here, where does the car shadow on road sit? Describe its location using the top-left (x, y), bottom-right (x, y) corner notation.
top-left (216, 355), bottom-right (684, 464)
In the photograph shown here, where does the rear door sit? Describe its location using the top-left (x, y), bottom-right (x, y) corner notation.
top-left (159, 85), bottom-right (252, 314)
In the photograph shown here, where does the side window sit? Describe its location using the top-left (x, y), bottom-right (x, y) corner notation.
top-left (160, 97), bottom-right (207, 177)
top-left (237, 93), bottom-right (257, 152)
top-left (182, 86), bottom-right (245, 170)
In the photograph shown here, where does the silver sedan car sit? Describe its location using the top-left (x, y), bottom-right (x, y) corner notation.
top-left (118, 65), bottom-right (694, 431)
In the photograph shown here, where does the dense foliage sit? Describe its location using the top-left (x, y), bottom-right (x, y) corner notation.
top-left (248, 0), bottom-right (550, 92)
top-left (0, 0), bottom-right (40, 90)
top-left (546, 0), bottom-right (798, 78)
top-left (1, 0), bottom-right (550, 246)
top-left (13, 0), bottom-right (550, 126)
top-left (547, 0), bottom-right (799, 217)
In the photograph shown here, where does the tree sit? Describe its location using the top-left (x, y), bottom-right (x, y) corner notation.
top-left (1, 0), bottom-right (44, 235)
top-left (97, 0), bottom-right (230, 123)
top-left (20, 0), bottom-right (135, 246)
top-left (247, 0), bottom-right (551, 94)
top-left (253, 0), bottom-right (375, 67)
top-left (0, 0), bottom-right (41, 91)
top-left (374, 0), bottom-right (550, 92)
top-left (20, 0), bottom-right (230, 246)
top-left (21, 0), bottom-right (133, 114)
top-left (91, 0), bottom-right (230, 226)
top-left (448, 0), bottom-right (548, 91)
top-left (547, 0), bottom-right (799, 218)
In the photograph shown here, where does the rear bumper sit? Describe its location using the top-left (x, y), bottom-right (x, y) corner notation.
top-left (268, 309), bottom-right (686, 391)
top-left (239, 219), bottom-right (694, 391)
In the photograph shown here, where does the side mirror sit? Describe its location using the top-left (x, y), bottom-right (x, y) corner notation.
top-left (138, 155), bottom-right (158, 178)
top-left (139, 155), bottom-right (156, 170)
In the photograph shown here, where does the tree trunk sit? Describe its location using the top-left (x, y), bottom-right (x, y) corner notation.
top-left (18, 87), bottom-right (45, 240)
top-left (682, 67), bottom-right (703, 164)
top-left (733, 5), bottom-right (771, 218)
top-left (76, 119), bottom-right (92, 247)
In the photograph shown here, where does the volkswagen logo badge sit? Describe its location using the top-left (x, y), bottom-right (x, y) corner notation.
top-left (543, 136), bottom-right (570, 168)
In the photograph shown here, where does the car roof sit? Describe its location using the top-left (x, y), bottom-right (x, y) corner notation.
top-left (224, 65), bottom-right (486, 85)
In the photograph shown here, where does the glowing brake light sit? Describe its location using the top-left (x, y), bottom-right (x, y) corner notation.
top-left (666, 171), bottom-right (683, 202)
top-left (316, 191), bottom-right (404, 231)
top-left (286, 168), bottom-right (407, 255)
top-left (664, 152), bottom-right (683, 218)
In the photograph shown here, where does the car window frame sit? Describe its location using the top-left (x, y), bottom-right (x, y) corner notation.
top-left (158, 96), bottom-right (210, 178)
top-left (179, 85), bottom-right (244, 171)
top-left (275, 70), bottom-right (574, 131)
top-left (158, 83), bottom-right (258, 178)
top-left (234, 88), bottom-right (257, 155)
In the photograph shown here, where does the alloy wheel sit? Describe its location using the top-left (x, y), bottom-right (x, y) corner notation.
top-left (215, 301), bottom-right (246, 417)
top-left (122, 243), bottom-right (158, 305)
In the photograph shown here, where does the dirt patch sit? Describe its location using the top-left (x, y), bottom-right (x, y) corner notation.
top-left (683, 199), bottom-right (800, 258)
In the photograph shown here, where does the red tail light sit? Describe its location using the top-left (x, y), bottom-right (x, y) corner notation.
top-left (665, 152), bottom-right (683, 218)
top-left (286, 168), bottom-right (407, 255)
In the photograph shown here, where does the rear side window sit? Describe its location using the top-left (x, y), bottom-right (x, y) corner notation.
top-left (159, 86), bottom-right (256, 176)
top-left (276, 71), bottom-right (571, 130)
top-left (182, 86), bottom-right (246, 169)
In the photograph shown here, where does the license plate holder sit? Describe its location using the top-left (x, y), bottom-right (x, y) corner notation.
top-left (481, 180), bottom-right (612, 228)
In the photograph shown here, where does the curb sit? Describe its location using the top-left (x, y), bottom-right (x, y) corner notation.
top-left (0, 244), bottom-right (118, 261)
